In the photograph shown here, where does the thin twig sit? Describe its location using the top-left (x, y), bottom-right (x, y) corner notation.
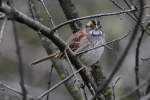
top-left (124, 0), bottom-right (132, 9)
top-left (46, 65), bottom-right (53, 100)
top-left (0, 3), bottom-right (149, 38)
top-left (12, 20), bottom-right (27, 100)
top-left (112, 76), bottom-right (121, 100)
top-left (64, 50), bottom-right (86, 100)
top-left (109, 0), bottom-right (137, 21)
top-left (123, 0), bottom-right (138, 19)
top-left (112, 0), bottom-right (150, 38)
top-left (135, 29), bottom-right (145, 98)
top-left (145, 80), bottom-right (150, 95)
top-left (117, 80), bottom-right (148, 100)
top-left (64, 50), bottom-right (79, 84)
top-left (31, 52), bottom-right (58, 65)
top-left (38, 0), bottom-right (56, 26)
top-left (27, 0), bottom-right (40, 20)
top-left (11, 3), bottom-right (27, 99)
top-left (37, 66), bottom-right (86, 100)
top-left (27, 1), bottom-right (53, 100)
top-left (140, 93), bottom-right (150, 100)
top-left (0, 16), bottom-right (7, 44)
top-left (141, 57), bottom-right (150, 61)
top-left (0, 82), bottom-right (24, 96)
top-left (0, 81), bottom-right (33, 99)
top-left (47, 5), bottom-right (150, 36)
top-left (76, 32), bottom-right (130, 56)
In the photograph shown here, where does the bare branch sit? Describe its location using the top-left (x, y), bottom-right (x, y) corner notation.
top-left (141, 57), bottom-right (150, 61)
top-left (140, 93), bottom-right (150, 100)
top-left (124, 0), bottom-right (132, 9)
top-left (38, 0), bottom-right (56, 27)
top-left (135, 29), bottom-right (145, 98)
top-left (0, 81), bottom-right (33, 100)
top-left (109, 0), bottom-right (137, 21)
top-left (11, 0), bottom-right (27, 98)
top-left (117, 80), bottom-right (148, 100)
top-left (37, 66), bottom-right (86, 100)
top-left (76, 31), bottom-right (130, 56)
top-left (110, 0), bottom-right (150, 39)
top-left (64, 50), bottom-right (87, 100)
top-left (123, 0), bottom-right (138, 19)
top-left (31, 52), bottom-right (59, 65)
top-left (46, 65), bottom-right (54, 100)
top-left (12, 20), bottom-right (27, 100)
top-left (112, 76), bottom-right (121, 100)
top-left (145, 80), bottom-right (150, 95)
top-left (0, 16), bottom-right (7, 44)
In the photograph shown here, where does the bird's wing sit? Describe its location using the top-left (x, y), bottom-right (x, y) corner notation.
top-left (75, 37), bottom-right (90, 53)
top-left (67, 31), bottom-right (85, 51)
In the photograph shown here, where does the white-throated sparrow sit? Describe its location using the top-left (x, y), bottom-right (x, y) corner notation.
top-left (68, 20), bottom-right (105, 67)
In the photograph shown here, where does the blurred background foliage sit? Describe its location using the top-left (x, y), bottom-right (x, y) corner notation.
top-left (0, 0), bottom-right (150, 100)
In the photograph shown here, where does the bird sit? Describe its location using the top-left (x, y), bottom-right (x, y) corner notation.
top-left (31, 20), bottom-right (105, 68)
top-left (67, 20), bottom-right (105, 68)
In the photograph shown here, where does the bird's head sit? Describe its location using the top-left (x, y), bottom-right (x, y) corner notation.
top-left (85, 20), bottom-right (101, 32)
top-left (85, 20), bottom-right (96, 29)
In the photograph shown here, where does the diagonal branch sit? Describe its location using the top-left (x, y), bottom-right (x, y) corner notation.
top-left (109, 0), bottom-right (137, 21)
top-left (135, 28), bottom-right (145, 98)
top-left (117, 80), bottom-right (148, 100)
top-left (64, 50), bottom-right (87, 100)
top-left (12, 20), bottom-right (27, 100)
top-left (0, 81), bottom-right (33, 100)
top-left (37, 66), bottom-right (86, 100)
top-left (0, 16), bottom-right (7, 44)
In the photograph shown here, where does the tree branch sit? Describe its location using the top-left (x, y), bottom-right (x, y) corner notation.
top-left (0, 81), bottom-right (33, 100)
top-left (0, 16), bottom-right (7, 44)
top-left (12, 20), bottom-right (27, 100)
top-left (118, 80), bottom-right (148, 100)
top-left (37, 66), bottom-right (86, 100)
top-left (135, 28), bottom-right (145, 98)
